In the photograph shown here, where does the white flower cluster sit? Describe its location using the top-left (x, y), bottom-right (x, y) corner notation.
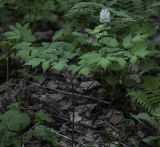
top-left (100, 8), bottom-right (110, 23)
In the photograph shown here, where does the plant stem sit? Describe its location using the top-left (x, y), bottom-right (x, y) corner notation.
top-left (71, 77), bottom-right (75, 147)
top-left (6, 46), bottom-right (9, 99)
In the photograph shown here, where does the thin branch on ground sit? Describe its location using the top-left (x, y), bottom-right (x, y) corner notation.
top-left (51, 113), bottom-right (119, 133)
top-left (26, 81), bottom-right (110, 105)
top-left (50, 129), bottom-right (88, 147)
top-left (22, 123), bottom-right (39, 147)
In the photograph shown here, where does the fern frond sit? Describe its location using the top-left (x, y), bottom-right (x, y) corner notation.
top-left (129, 76), bottom-right (160, 112)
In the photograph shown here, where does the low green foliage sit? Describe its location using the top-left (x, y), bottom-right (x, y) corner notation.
top-left (129, 76), bottom-right (160, 112)
top-left (131, 111), bottom-right (160, 145)
top-left (0, 103), bottom-right (30, 147)
top-left (130, 77), bottom-right (160, 145)
top-left (4, 21), bottom-right (156, 77)
top-left (32, 125), bottom-right (58, 147)
top-left (2, 1), bottom-right (158, 81)
top-left (0, 103), bottom-right (58, 147)
top-left (0, 0), bottom-right (160, 146)
top-left (34, 111), bottom-right (54, 123)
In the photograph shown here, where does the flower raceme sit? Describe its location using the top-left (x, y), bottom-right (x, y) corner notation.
top-left (100, 8), bottom-right (110, 23)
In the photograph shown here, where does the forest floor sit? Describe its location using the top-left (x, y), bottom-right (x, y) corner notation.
top-left (0, 69), bottom-right (155, 147)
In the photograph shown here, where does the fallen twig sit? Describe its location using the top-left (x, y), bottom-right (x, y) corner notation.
top-left (26, 81), bottom-right (110, 105)
top-left (22, 123), bottom-right (39, 147)
top-left (50, 129), bottom-right (88, 147)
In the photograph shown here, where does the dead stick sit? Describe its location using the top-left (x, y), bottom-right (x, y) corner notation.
top-left (50, 129), bottom-right (87, 147)
top-left (26, 81), bottom-right (110, 105)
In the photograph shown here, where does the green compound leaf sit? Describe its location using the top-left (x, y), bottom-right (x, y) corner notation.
top-left (0, 109), bottom-right (30, 132)
top-left (97, 57), bottom-right (111, 69)
top-left (123, 34), bottom-right (132, 48)
top-left (34, 111), bottom-right (53, 123)
top-left (99, 37), bottom-right (119, 47)
top-left (42, 61), bottom-right (50, 72)
top-left (33, 125), bottom-right (58, 147)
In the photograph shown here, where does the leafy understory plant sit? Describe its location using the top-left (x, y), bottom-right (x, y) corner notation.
top-left (129, 76), bottom-right (160, 112)
top-left (0, 103), bottom-right (30, 147)
top-left (4, 23), bottom-right (80, 72)
top-left (131, 112), bottom-right (160, 144)
top-left (0, 0), bottom-right (159, 146)
top-left (4, 21), bottom-right (154, 76)
top-left (2, 2), bottom-right (157, 96)
top-left (129, 76), bottom-right (160, 145)
top-left (3, 4), bottom-right (157, 103)
top-left (0, 103), bottom-right (58, 147)
top-left (4, 0), bottom-right (156, 78)
top-left (29, 125), bottom-right (58, 147)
